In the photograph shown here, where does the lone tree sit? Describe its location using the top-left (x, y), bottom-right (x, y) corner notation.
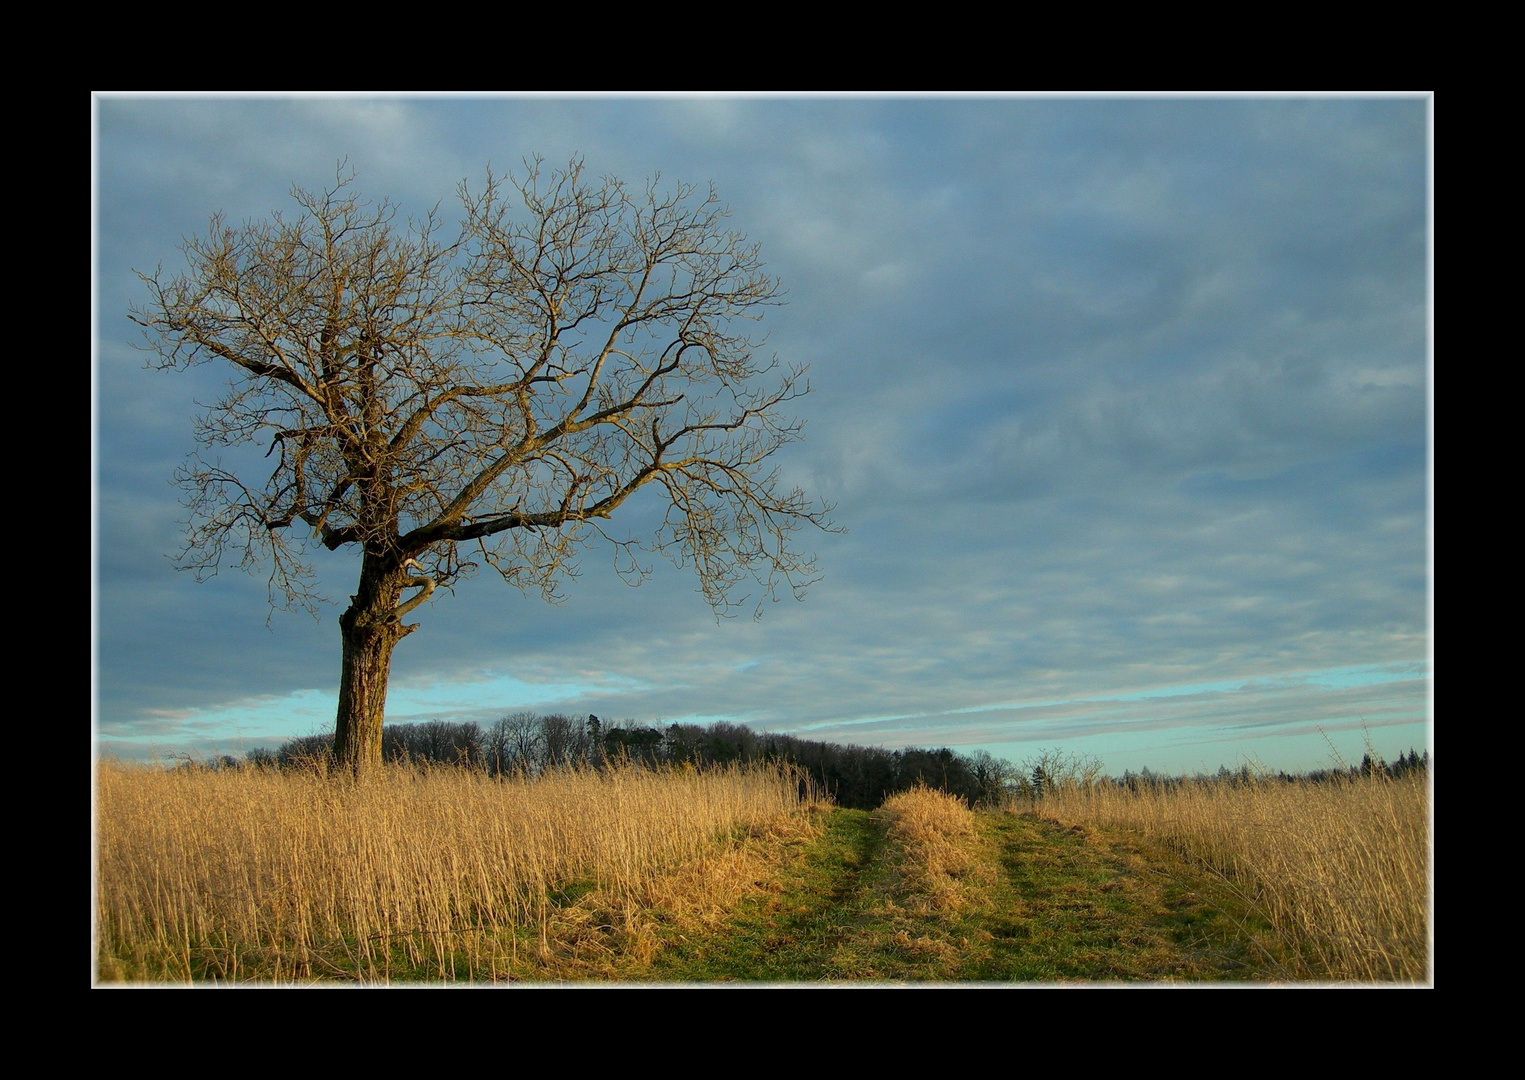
top-left (132, 158), bottom-right (834, 773)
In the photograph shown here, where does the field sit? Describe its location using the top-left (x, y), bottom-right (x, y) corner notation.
top-left (1030, 773), bottom-right (1431, 981)
top-left (94, 761), bottom-right (1431, 984)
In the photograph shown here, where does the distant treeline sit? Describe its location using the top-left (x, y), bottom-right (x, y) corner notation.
top-left (1115, 748), bottom-right (1431, 791)
top-left (250, 714), bottom-right (1021, 809)
top-left (220, 714), bottom-right (1429, 812)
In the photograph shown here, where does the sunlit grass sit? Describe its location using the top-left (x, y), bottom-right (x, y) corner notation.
top-left (95, 759), bottom-right (816, 983)
top-left (875, 785), bottom-right (988, 915)
top-left (1032, 772), bottom-right (1430, 982)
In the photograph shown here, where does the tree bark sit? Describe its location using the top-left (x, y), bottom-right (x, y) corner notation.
top-left (332, 554), bottom-right (422, 774)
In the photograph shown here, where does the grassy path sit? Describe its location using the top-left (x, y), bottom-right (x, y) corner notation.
top-left (639, 808), bottom-right (886, 982)
top-left (627, 808), bottom-right (1287, 983)
top-left (969, 813), bottom-right (1282, 980)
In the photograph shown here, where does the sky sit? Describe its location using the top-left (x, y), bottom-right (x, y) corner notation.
top-left (93, 94), bottom-right (1432, 776)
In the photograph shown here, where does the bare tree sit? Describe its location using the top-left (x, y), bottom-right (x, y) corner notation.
top-left (538, 713), bottom-right (579, 770)
top-left (131, 157), bottom-right (835, 774)
top-left (1022, 748), bottom-right (1105, 796)
top-left (494, 710), bottom-right (545, 774)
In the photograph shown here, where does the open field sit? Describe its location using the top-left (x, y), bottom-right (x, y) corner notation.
top-left (1030, 773), bottom-right (1431, 981)
top-left (94, 763), bottom-right (1430, 984)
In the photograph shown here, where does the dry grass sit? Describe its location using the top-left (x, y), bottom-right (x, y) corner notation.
top-left (95, 759), bottom-right (816, 983)
top-left (1032, 772), bottom-right (1431, 982)
top-left (875, 785), bottom-right (991, 915)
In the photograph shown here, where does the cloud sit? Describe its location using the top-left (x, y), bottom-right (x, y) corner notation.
top-left (95, 96), bottom-right (1430, 775)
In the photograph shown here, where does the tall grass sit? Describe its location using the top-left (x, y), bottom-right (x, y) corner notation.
top-left (877, 786), bottom-right (988, 915)
top-left (1032, 772), bottom-right (1430, 982)
top-left (95, 759), bottom-right (815, 983)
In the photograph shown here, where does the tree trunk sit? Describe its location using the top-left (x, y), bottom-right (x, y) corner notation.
top-left (332, 554), bottom-right (418, 775)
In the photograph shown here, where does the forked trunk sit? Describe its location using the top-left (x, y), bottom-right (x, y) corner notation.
top-left (332, 553), bottom-right (433, 774)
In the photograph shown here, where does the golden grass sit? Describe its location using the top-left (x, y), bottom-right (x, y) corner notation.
top-left (1032, 773), bottom-right (1431, 982)
top-left (876, 785), bottom-right (990, 915)
top-left (95, 759), bottom-right (816, 983)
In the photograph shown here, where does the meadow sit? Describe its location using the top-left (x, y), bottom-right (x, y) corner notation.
top-left (95, 759), bottom-right (818, 982)
top-left (1030, 771), bottom-right (1431, 982)
top-left (94, 756), bottom-right (1430, 984)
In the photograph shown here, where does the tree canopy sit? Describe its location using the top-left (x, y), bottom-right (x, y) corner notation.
top-left (132, 157), bottom-right (835, 771)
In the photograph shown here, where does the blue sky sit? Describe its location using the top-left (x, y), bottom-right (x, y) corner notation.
top-left (93, 94), bottom-right (1432, 775)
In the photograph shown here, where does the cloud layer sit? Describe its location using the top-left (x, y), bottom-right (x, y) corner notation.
top-left (94, 96), bottom-right (1431, 774)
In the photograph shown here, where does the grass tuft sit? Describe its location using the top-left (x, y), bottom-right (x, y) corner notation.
top-left (875, 785), bottom-right (991, 915)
